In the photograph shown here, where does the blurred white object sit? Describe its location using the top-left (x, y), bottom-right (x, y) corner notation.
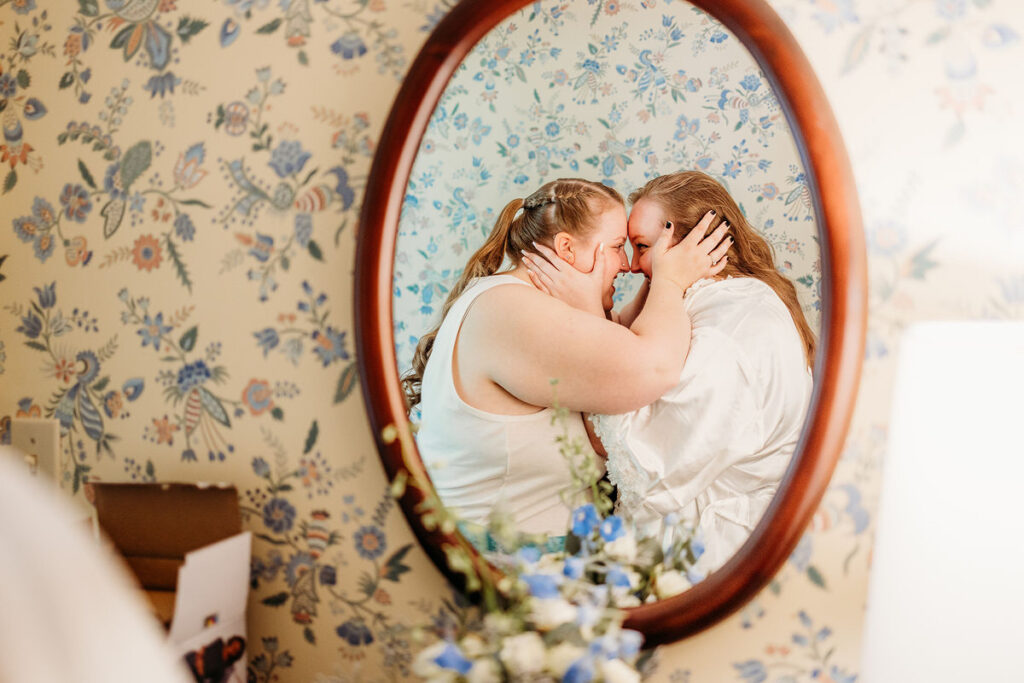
top-left (0, 456), bottom-right (192, 683)
top-left (861, 322), bottom-right (1024, 682)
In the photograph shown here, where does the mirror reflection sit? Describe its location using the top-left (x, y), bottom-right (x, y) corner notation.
top-left (393, 0), bottom-right (821, 589)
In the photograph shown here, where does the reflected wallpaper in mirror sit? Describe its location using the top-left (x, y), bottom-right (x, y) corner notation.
top-left (392, 0), bottom-right (822, 587)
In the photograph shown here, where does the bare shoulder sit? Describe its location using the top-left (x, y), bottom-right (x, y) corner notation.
top-left (464, 281), bottom-right (565, 331)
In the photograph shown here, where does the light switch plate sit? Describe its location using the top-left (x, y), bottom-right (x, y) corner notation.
top-left (10, 417), bottom-right (61, 480)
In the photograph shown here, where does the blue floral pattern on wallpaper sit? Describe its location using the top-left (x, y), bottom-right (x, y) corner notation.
top-left (1, 0), bottom-right (1021, 680)
top-left (392, 1), bottom-right (822, 373)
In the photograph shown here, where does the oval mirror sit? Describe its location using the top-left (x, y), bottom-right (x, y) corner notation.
top-left (356, 0), bottom-right (865, 644)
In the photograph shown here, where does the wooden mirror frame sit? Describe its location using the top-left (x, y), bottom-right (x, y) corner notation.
top-left (355, 0), bottom-right (866, 645)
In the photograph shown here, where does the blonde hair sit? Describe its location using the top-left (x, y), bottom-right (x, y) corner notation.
top-left (629, 171), bottom-right (816, 368)
top-left (402, 178), bottom-right (623, 409)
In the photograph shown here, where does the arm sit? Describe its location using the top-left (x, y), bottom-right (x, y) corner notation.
top-left (462, 280), bottom-right (689, 414)
top-left (616, 278), bottom-right (649, 328)
top-left (463, 213), bottom-right (731, 414)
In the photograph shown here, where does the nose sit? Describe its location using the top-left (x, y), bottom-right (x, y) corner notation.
top-left (630, 250), bottom-right (642, 273)
top-left (618, 249), bottom-right (629, 272)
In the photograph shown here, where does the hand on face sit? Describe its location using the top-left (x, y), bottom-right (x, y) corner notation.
top-left (522, 240), bottom-right (610, 317)
top-left (521, 205), bottom-right (629, 315)
top-left (636, 203), bottom-right (731, 292)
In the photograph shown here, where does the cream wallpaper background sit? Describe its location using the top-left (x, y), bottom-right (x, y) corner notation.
top-left (0, 0), bottom-right (1021, 681)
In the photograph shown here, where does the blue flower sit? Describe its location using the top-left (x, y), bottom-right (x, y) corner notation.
top-left (453, 113), bottom-right (468, 130)
top-left (59, 183), bottom-right (92, 222)
top-left (33, 234), bottom-right (55, 262)
top-left (563, 556), bottom-right (585, 580)
top-left (434, 643), bottom-right (472, 675)
top-left (13, 215), bottom-right (41, 243)
top-left (506, 134), bottom-right (520, 148)
top-left (673, 114), bottom-right (700, 141)
top-left (522, 573), bottom-right (560, 598)
top-left (294, 213), bottom-right (312, 247)
top-left (691, 535), bottom-right (706, 559)
top-left (220, 18), bottom-right (240, 47)
top-left (176, 360), bottom-right (212, 392)
top-left (104, 164), bottom-right (124, 200)
top-left (17, 313), bottom-right (42, 339)
top-left (12, 0), bottom-right (35, 13)
top-left (734, 660), bottom-right (768, 683)
top-left (0, 74), bottom-right (15, 97)
top-left (723, 159), bottom-right (741, 179)
top-left (122, 377), bottom-right (144, 401)
top-left (618, 629), bottom-right (643, 658)
top-left (174, 213), bottom-right (195, 241)
top-left (326, 166), bottom-right (355, 210)
top-left (330, 32), bottom-right (368, 59)
top-left (606, 566), bottom-right (631, 588)
top-left (76, 350), bottom-right (100, 384)
top-left (285, 551), bottom-right (314, 585)
top-left (662, 14), bottom-right (673, 27)
top-left (710, 30), bottom-right (728, 43)
top-left (263, 497), bottom-right (296, 533)
top-left (336, 619), bottom-right (374, 646)
top-left (252, 456), bottom-right (270, 477)
top-left (32, 198), bottom-right (56, 225)
top-left (354, 526), bottom-right (386, 559)
top-left (143, 72), bottom-right (181, 98)
top-left (268, 140), bottom-right (311, 179)
top-left (599, 515), bottom-right (624, 542)
top-left (564, 657), bottom-right (595, 683)
top-left (740, 74), bottom-right (761, 91)
top-left (138, 313), bottom-right (171, 350)
top-left (254, 328), bottom-right (280, 356)
top-left (319, 565), bottom-right (337, 586)
top-left (311, 326), bottom-right (349, 366)
top-left (34, 282), bottom-right (56, 309)
top-left (545, 121), bottom-right (560, 137)
top-left (517, 545), bottom-right (541, 565)
top-left (581, 58), bottom-right (601, 73)
top-left (571, 503), bottom-right (600, 537)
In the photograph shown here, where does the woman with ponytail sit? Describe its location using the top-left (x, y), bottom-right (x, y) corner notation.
top-left (404, 177), bottom-right (730, 542)
top-left (523, 171), bottom-right (816, 573)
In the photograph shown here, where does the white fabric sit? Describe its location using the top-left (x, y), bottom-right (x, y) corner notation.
top-left (0, 453), bottom-right (192, 683)
top-left (417, 273), bottom-right (596, 535)
top-left (593, 277), bottom-right (813, 573)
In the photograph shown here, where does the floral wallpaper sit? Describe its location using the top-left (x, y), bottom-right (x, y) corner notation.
top-left (393, 2), bottom-right (822, 374)
top-left (0, 1), bottom-right (1021, 682)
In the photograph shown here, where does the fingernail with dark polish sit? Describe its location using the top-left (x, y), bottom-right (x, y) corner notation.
top-left (710, 210), bottom-right (716, 215)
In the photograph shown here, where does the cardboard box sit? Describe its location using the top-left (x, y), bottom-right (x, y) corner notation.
top-left (91, 482), bottom-right (251, 683)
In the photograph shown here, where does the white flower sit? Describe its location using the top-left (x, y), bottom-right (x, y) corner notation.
top-left (613, 592), bottom-right (642, 608)
top-left (412, 642), bottom-right (452, 679)
top-left (529, 597), bottom-right (578, 631)
top-left (599, 658), bottom-right (642, 683)
top-left (499, 632), bottom-right (546, 676)
top-left (459, 634), bottom-right (488, 658)
top-left (654, 568), bottom-right (692, 599)
top-left (484, 612), bottom-right (520, 637)
top-left (604, 532), bottom-right (638, 563)
top-left (466, 658), bottom-right (502, 683)
top-left (546, 642), bottom-right (586, 677)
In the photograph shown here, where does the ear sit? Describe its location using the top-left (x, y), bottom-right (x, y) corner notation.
top-left (553, 231), bottom-right (575, 265)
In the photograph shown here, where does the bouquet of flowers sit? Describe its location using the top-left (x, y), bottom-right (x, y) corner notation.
top-left (408, 398), bottom-right (706, 682)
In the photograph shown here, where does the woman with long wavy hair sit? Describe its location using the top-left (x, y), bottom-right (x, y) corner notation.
top-left (523, 171), bottom-right (814, 572)
top-left (403, 177), bottom-right (730, 543)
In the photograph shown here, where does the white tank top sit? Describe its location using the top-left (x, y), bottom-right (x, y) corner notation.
top-left (416, 274), bottom-right (596, 535)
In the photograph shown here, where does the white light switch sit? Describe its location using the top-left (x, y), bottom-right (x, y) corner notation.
top-left (10, 418), bottom-right (61, 480)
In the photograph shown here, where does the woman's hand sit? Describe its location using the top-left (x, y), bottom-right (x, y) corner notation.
top-left (521, 241), bottom-right (608, 317)
top-left (650, 210), bottom-right (732, 293)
